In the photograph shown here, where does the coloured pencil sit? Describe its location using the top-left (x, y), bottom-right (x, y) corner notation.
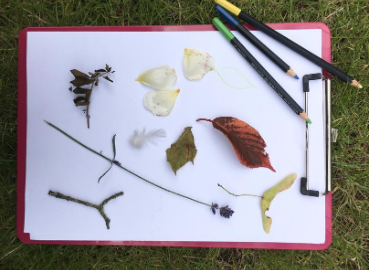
top-left (215, 5), bottom-right (299, 79)
top-left (214, 0), bottom-right (362, 89)
top-left (212, 17), bottom-right (311, 123)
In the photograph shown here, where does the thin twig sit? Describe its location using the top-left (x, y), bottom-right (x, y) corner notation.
top-left (217, 183), bottom-right (263, 198)
top-left (98, 134), bottom-right (117, 182)
top-left (48, 190), bottom-right (124, 229)
top-left (85, 71), bottom-right (108, 129)
top-left (86, 83), bottom-right (94, 129)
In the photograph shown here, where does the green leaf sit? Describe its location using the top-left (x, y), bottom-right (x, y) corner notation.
top-left (70, 77), bottom-right (94, 87)
top-left (73, 87), bottom-right (92, 95)
top-left (166, 127), bottom-right (197, 175)
top-left (98, 134), bottom-right (117, 183)
top-left (261, 173), bottom-right (297, 233)
top-left (70, 69), bottom-right (90, 79)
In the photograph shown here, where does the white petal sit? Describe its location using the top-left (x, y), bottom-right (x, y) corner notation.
top-left (183, 48), bottom-right (215, 81)
top-left (136, 65), bottom-right (177, 90)
top-left (144, 89), bottom-right (180, 116)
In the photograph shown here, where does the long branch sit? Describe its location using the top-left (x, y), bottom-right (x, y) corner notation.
top-left (45, 121), bottom-right (211, 208)
top-left (48, 191), bottom-right (124, 229)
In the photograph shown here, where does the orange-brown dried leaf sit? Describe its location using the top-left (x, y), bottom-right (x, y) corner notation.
top-left (197, 117), bottom-right (275, 172)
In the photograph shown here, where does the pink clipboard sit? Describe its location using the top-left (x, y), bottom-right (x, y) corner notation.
top-left (17, 23), bottom-right (332, 249)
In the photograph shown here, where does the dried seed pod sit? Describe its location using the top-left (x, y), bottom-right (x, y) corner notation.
top-left (261, 173), bottom-right (297, 233)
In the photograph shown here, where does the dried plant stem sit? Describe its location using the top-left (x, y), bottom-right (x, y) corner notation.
top-left (85, 72), bottom-right (108, 129)
top-left (218, 183), bottom-right (263, 198)
top-left (48, 190), bottom-right (124, 229)
top-left (45, 121), bottom-right (211, 208)
top-left (196, 118), bottom-right (212, 123)
top-left (86, 83), bottom-right (94, 129)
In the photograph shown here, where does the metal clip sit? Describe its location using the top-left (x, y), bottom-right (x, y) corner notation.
top-left (331, 128), bottom-right (338, 143)
top-left (300, 74), bottom-right (331, 197)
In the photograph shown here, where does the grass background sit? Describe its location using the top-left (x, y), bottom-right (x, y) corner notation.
top-left (0, 0), bottom-right (368, 269)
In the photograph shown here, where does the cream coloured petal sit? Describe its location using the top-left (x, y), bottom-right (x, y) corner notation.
top-left (183, 48), bottom-right (215, 81)
top-left (144, 89), bottom-right (180, 116)
top-left (136, 65), bottom-right (177, 90)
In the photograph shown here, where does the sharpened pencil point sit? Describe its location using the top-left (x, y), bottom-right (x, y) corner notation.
top-left (350, 79), bottom-right (362, 89)
top-left (306, 118), bottom-right (312, 124)
top-left (286, 69), bottom-right (297, 78)
top-left (294, 75), bottom-right (299, 79)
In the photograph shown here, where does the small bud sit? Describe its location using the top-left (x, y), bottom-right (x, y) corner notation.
top-left (113, 160), bottom-right (121, 166)
top-left (210, 203), bottom-right (218, 215)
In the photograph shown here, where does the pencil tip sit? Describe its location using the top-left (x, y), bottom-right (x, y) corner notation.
top-left (294, 75), bottom-right (299, 79)
top-left (306, 118), bottom-right (312, 124)
top-left (351, 80), bottom-right (363, 89)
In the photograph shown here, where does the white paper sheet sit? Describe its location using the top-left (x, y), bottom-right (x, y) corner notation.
top-left (24, 29), bottom-right (326, 243)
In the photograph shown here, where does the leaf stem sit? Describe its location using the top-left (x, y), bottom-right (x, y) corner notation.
top-left (196, 118), bottom-right (230, 138)
top-left (86, 83), bottom-right (94, 129)
top-left (196, 118), bottom-right (212, 123)
top-left (48, 190), bottom-right (124, 229)
top-left (218, 183), bottom-right (263, 198)
top-left (45, 121), bottom-right (212, 208)
top-left (98, 134), bottom-right (117, 183)
top-left (84, 71), bottom-right (111, 129)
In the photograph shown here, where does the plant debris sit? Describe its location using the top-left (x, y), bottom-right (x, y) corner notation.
top-left (144, 89), bottom-right (180, 116)
top-left (48, 190), bottom-right (123, 229)
top-left (136, 65), bottom-right (177, 90)
top-left (69, 64), bottom-right (115, 129)
top-left (183, 48), bottom-right (215, 80)
top-left (166, 127), bottom-right (197, 175)
top-left (261, 173), bottom-right (297, 233)
top-left (197, 117), bottom-right (275, 172)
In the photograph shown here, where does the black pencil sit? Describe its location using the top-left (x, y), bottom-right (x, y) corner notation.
top-left (215, 4), bottom-right (299, 79)
top-left (214, 0), bottom-right (362, 89)
top-left (213, 17), bottom-right (311, 123)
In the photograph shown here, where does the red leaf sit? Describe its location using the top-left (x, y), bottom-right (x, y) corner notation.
top-left (197, 117), bottom-right (275, 172)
